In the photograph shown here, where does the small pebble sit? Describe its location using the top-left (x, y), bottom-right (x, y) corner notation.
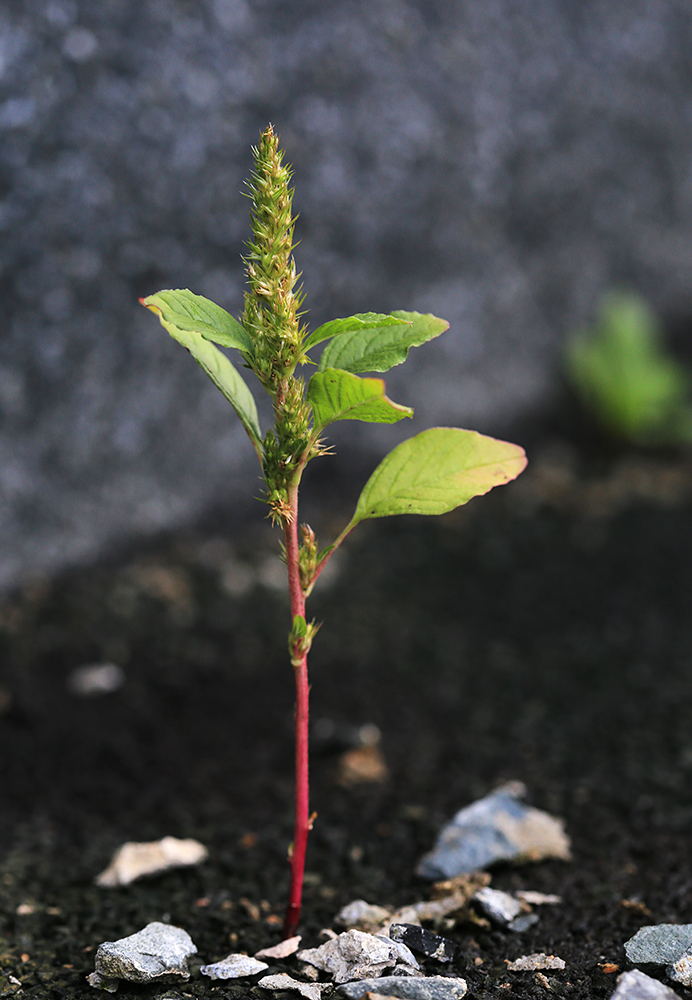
top-left (16, 903), bottom-right (38, 915)
top-left (255, 936), bottom-right (302, 959)
top-left (68, 663), bottom-right (124, 697)
top-left (300, 964), bottom-right (321, 980)
top-left (336, 975), bottom-right (468, 1000)
top-left (95, 837), bottom-right (208, 887)
top-left (200, 954), bottom-right (268, 979)
top-left (337, 900), bottom-right (392, 933)
top-left (508, 913), bottom-right (540, 933)
top-left (336, 745), bottom-right (389, 786)
top-left (624, 925), bottom-right (692, 966)
top-left (515, 891), bottom-right (562, 906)
top-left (88, 922), bottom-right (196, 990)
top-left (258, 973), bottom-right (331, 999)
top-left (417, 782), bottom-right (571, 879)
top-left (298, 929), bottom-right (418, 984)
top-left (386, 907), bottom-right (422, 929)
top-left (669, 954), bottom-right (692, 988)
top-left (473, 887), bottom-right (522, 925)
top-left (506, 954), bottom-right (566, 971)
top-left (389, 925), bottom-right (457, 963)
top-left (610, 970), bottom-right (682, 1000)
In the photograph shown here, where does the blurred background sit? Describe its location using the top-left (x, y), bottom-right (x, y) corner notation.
top-left (1, 0), bottom-right (692, 592)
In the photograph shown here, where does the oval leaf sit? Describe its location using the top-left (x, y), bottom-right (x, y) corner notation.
top-left (307, 368), bottom-right (413, 430)
top-left (143, 289), bottom-right (253, 355)
top-left (304, 312), bottom-right (410, 352)
top-left (317, 310), bottom-right (449, 374)
top-left (142, 297), bottom-right (262, 454)
top-left (348, 427), bottom-right (527, 526)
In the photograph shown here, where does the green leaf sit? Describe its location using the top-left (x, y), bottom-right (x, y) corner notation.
top-left (304, 312), bottom-right (410, 351)
top-left (566, 292), bottom-right (690, 444)
top-left (291, 614), bottom-right (308, 638)
top-left (142, 295), bottom-right (262, 453)
top-left (346, 427), bottom-right (527, 527)
top-left (317, 310), bottom-right (449, 374)
top-left (307, 368), bottom-right (413, 430)
top-left (142, 289), bottom-right (253, 355)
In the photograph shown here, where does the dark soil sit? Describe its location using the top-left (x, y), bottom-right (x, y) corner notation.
top-left (2, 427), bottom-right (692, 1000)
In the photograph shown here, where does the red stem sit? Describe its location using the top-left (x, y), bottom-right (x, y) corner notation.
top-left (283, 489), bottom-right (310, 939)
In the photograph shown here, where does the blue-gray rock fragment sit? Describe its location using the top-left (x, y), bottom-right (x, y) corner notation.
top-left (336, 976), bottom-right (467, 1000)
top-left (624, 925), bottom-right (692, 988)
top-left (610, 970), bottom-right (681, 1000)
top-left (87, 922), bottom-right (196, 991)
top-left (508, 913), bottom-right (540, 933)
top-left (416, 782), bottom-right (571, 879)
top-left (389, 925), bottom-right (457, 963)
top-left (625, 926), bottom-right (692, 966)
top-left (472, 887), bottom-right (522, 925)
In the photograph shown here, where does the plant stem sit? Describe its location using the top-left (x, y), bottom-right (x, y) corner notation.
top-left (283, 487), bottom-right (310, 939)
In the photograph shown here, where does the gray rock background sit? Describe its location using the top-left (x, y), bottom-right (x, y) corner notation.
top-left (2, 0), bottom-right (692, 591)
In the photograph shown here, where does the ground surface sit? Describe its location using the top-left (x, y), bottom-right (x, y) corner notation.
top-left (1, 424), bottom-right (692, 1000)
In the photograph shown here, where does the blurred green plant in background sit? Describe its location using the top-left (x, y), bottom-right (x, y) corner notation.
top-left (566, 292), bottom-right (692, 446)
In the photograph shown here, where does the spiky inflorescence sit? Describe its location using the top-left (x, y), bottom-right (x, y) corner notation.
top-left (242, 124), bottom-right (305, 385)
top-left (243, 125), bottom-right (312, 522)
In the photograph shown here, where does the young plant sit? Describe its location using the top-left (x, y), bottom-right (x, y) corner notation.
top-left (566, 291), bottom-right (692, 445)
top-left (141, 125), bottom-right (527, 938)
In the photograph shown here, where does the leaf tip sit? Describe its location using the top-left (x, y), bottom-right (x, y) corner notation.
top-left (139, 295), bottom-right (161, 317)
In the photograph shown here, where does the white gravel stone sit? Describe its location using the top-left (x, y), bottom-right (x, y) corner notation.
top-left (259, 973), bottom-right (332, 999)
top-left (200, 954), bottom-right (268, 979)
top-left (297, 929), bottom-right (418, 984)
top-left (514, 891), bottom-right (563, 906)
top-left (386, 907), bottom-right (423, 929)
top-left (68, 663), bottom-right (124, 696)
top-left (88, 922), bottom-right (196, 989)
top-left (610, 970), bottom-right (682, 1000)
top-left (506, 953), bottom-right (566, 971)
top-left (95, 837), bottom-right (208, 887)
top-left (255, 936), bottom-right (302, 959)
top-left (473, 887), bottom-right (522, 925)
top-left (336, 900), bottom-right (392, 932)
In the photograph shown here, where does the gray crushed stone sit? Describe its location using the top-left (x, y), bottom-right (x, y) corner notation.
top-left (87, 922), bottom-right (196, 990)
top-left (624, 926), bottom-right (692, 967)
top-left (417, 782), bottom-right (570, 879)
top-left (199, 953), bottom-right (268, 979)
top-left (472, 887), bottom-right (522, 925)
top-left (298, 930), bottom-right (419, 984)
top-left (336, 975), bottom-right (468, 1000)
top-left (610, 970), bottom-right (682, 1000)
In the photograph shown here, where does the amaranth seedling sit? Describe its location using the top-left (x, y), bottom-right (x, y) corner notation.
top-left (141, 125), bottom-right (527, 937)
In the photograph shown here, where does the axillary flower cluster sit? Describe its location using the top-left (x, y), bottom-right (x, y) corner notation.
top-left (141, 124), bottom-right (527, 937)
